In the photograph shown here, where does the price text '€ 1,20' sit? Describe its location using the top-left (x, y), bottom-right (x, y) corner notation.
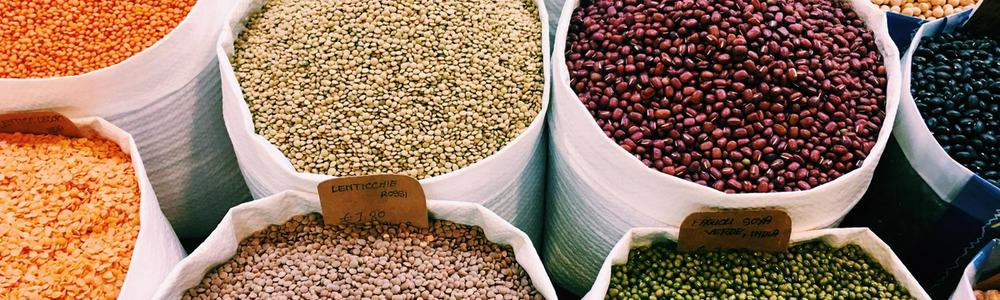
top-left (328, 178), bottom-right (410, 225)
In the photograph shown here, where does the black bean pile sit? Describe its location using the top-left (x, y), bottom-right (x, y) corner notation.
top-left (566, 0), bottom-right (888, 193)
top-left (607, 241), bottom-right (914, 300)
top-left (912, 32), bottom-right (1000, 186)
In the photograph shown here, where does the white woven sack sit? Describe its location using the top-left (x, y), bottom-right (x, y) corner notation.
top-left (151, 190), bottom-right (558, 300)
top-left (0, 0), bottom-right (252, 238)
top-left (953, 260), bottom-right (979, 300)
top-left (545, 0), bottom-right (902, 293)
top-left (219, 0), bottom-right (552, 240)
top-left (893, 5), bottom-right (984, 203)
top-left (584, 227), bottom-right (931, 300)
top-left (68, 117), bottom-right (186, 300)
top-left (952, 240), bottom-right (1000, 300)
top-left (545, 0), bottom-right (566, 43)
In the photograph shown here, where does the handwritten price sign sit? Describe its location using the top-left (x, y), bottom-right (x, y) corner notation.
top-left (0, 111), bottom-right (82, 137)
top-left (678, 209), bottom-right (792, 252)
top-left (339, 210), bottom-right (387, 224)
top-left (317, 174), bottom-right (428, 228)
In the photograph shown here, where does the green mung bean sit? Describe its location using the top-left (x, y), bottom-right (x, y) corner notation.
top-left (607, 241), bottom-right (914, 300)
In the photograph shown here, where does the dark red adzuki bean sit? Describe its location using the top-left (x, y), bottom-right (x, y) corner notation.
top-left (566, 0), bottom-right (887, 193)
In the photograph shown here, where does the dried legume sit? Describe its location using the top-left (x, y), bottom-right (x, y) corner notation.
top-left (912, 32), bottom-right (1000, 187)
top-left (183, 214), bottom-right (541, 300)
top-left (977, 290), bottom-right (1000, 300)
top-left (0, 0), bottom-right (196, 78)
top-left (235, 0), bottom-right (544, 179)
top-left (0, 133), bottom-right (140, 299)
top-left (607, 241), bottom-right (914, 299)
top-left (873, 0), bottom-right (979, 20)
top-left (566, 0), bottom-right (887, 193)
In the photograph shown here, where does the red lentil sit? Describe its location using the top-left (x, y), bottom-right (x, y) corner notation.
top-left (0, 133), bottom-right (140, 299)
top-left (0, 0), bottom-right (197, 78)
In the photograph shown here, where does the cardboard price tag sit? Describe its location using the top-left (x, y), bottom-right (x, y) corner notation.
top-left (317, 174), bottom-right (428, 228)
top-left (0, 111), bottom-right (82, 137)
top-left (678, 209), bottom-right (791, 252)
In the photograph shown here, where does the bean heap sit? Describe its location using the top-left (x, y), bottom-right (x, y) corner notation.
top-left (0, 0), bottom-right (196, 78)
top-left (607, 241), bottom-right (914, 299)
top-left (183, 214), bottom-right (542, 300)
top-left (566, 0), bottom-right (887, 193)
top-left (912, 32), bottom-right (1000, 186)
top-left (872, 0), bottom-right (978, 19)
top-left (978, 290), bottom-right (1000, 300)
top-left (0, 133), bottom-right (141, 299)
top-left (235, 0), bottom-right (543, 179)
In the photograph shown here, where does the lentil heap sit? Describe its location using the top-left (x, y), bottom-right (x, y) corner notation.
top-left (607, 241), bottom-right (914, 299)
top-left (235, 0), bottom-right (544, 179)
top-left (0, 133), bottom-right (141, 299)
top-left (873, 0), bottom-right (979, 20)
top-left (978, 290), bottom-right (1000, 300)
top-left (183, 214), bottom-right (542, 299)
top-left (566, 0), bottom-right (888, 193)
top-left (0, 0), bottom-right (196, 78)
top-left (911, 32), bottom-right (1000, 187)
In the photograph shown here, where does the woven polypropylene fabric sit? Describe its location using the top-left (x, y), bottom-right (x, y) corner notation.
top-left (152, 192), bottom-right (559, 300)
top-left (107, 59), bottom-right (252, 238)
top-left (219, 0), bottom-right (551, 243)
top-left (0, 0), bottom-right (254, 239)
top-left (543, 0), bottom-right (903, 294)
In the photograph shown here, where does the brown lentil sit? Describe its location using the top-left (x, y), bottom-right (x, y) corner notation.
top-left (566, 0), bottom-right (888, 193)
top-left (183, 214), bottom-right (541, 300)
top-left (0, 133), bottom-right (140, 299)
top-left (235, 0), bottom-right (544, 179)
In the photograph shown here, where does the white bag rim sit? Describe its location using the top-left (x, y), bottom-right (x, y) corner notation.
top-left (151, 190), bottom-right (558, 300)
top-left (551, 0), bottom-right (902, 201)
top-left (951, 239), bottom-right (999, 299)
top-left (0, 0), bottom-right (211, 82)
top-left (583, 227), bottom-right (931, 300)
top-left (66, 117), bottom-right (183, 300)
top-left (217, 0), bottom-right (552, 187)
top-left (893, 10), bottom-right (988, 201)
top-left (0, 0), bottom-right (230, 120)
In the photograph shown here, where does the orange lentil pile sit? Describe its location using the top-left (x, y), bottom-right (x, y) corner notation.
top-left (0, 0), bottom-right (197, 78)
top-left (0, 133), bottom-right (141, 299)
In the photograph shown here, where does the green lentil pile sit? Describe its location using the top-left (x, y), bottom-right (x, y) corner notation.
top-left (233, 0), bottom-right (544, 179)
top-left (182, 214), bottom-right (542, 299)
top-left (607, 241), bottom-right (914, 300)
